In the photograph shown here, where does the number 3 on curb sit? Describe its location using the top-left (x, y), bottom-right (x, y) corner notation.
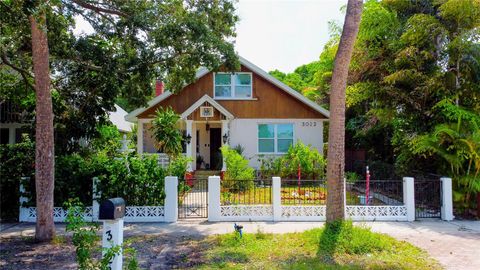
top-left (106, 230), bottom-right (112, 241)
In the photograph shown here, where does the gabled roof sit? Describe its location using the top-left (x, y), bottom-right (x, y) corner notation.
top-left (180, 94), bottom-right (234, 120)
top-left (126, 55), bottom-right (330, 122)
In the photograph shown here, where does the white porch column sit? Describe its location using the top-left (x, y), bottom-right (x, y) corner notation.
top-left (403, 177), bottom-right (415, 222)
top-left (441, 177), bottom-right (454, 221)
top-left (185, 120), bottom-right (193, 172)
top-left (208, 176), bottom-right (221, 221)
top-left (221, 120), bottom-right (230, 171)
top-left (164, 176), bottom-right (178, 222)
top-left (137, 120), bottom-right (144, 154)
top-left (272, 177), bottom-right (281, 221)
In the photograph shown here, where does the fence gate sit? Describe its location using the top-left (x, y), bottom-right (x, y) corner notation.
top-left (178, 177), bottom-right (208, 219)
top-left (414, 179), bottom-right (442, 218)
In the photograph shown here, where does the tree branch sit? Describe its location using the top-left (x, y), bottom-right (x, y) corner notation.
top-left (0, 52), bottom-right (35, 90)
top-left (71, 0), bottom-right (128, 17)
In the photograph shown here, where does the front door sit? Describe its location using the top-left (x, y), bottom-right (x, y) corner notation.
top-left (210, 128), bottom-right (222, 170)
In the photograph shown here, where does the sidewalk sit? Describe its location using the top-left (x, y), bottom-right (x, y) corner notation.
top-left (2, 220), bottom-right (479, 270)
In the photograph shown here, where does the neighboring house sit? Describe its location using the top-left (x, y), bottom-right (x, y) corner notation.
top-left (126, 56), bottom-right (330, 171)
top-left (0, 101), bottom-right (132, 145)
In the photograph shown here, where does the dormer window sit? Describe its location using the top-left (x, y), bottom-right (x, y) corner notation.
top-left (214, 72), bottom-right (252, 99)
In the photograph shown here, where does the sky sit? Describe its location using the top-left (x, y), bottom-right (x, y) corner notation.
top-left (74, 0), bottom-right (346, 73)
top-left (235, 0), bottom-right (345, 72)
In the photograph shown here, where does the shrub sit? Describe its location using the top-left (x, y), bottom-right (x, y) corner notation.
top-left (221, 145), bottom-right (254, 191)
top-left (345, 171), bottom-right (361, 183)
top-left (258, 141), bottom-right (326, 180)
top-left (0, 139), bottom-right (35, 220)
top-left (65, 200), bottom-right (138, 270)
top-left (150, 107), bottom-right (183, 157)
top-left (95, 153), bottom-right (167, 206)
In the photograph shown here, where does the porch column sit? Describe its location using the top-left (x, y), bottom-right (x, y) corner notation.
top-left (221, 119), bottom-right (230, 171)
top-left (137, 120), bottom-right (144, 154)
top-left (185, 119), bottom-right (193, 172)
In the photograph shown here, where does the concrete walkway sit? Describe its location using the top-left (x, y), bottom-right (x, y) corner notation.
top-left (2, 220), bottom-right (479, 270)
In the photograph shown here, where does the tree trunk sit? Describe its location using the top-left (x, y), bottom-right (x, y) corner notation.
top-left (30, 12), bottom-right (55, 241)
top-left (326, 0), bottom-right (363, 222)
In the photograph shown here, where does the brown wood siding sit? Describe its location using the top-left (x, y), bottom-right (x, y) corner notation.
top-left (137, 65), bottom-right (327, 119)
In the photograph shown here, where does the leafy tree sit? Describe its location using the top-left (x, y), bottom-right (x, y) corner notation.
top-left (150, 107), bottom-right (183, 158)
top-left (326, 0), bottom-right (363, 222)
top-left (1, 0), bottom-right (238, 241)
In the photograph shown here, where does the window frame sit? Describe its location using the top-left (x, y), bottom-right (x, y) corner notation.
top-left (213, 72), bottom-right (253, 99)
top-left (257, 123), bottom-right (294, 154)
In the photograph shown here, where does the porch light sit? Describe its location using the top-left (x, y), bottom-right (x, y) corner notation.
top-left (206, 123), bottom-right (210, 132)
top-left (185, 134), bottom-right (192, 144)
top-left (222, 133), bottom-right (229, 144)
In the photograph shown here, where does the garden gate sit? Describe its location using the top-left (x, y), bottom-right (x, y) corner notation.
top-left (414, 179), bottom-right (442, 218)
top-left (178, 177), bottom-right (208, 219)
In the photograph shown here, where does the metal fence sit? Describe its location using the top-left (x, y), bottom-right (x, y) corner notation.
top-left (346, 180), bottom-right (403, 206)
top-left (414, 179), bottom-right (442, 218)
top-left (220, 179), bottom-right (272, 205)
top-left (281, 179), bottom-right (327, 205)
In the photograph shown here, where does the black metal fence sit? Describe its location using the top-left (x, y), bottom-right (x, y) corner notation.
top-left (178, 178), bottom-right (208, 219)
top-left (281, 179), bottom-right (327, 205)
top-left (415, 179), bottom-right (442, 218)
top-left (345, 180), bottom-right (404, 206)
top-left (221, 179), bottom-right (272, 205)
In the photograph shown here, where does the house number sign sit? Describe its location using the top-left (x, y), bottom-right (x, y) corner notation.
top-left (301, 121), bottom-right (317, 127)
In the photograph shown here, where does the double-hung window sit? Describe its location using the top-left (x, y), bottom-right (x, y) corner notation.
top-left (258, 124), bottom-right (294, 153)
top-left (214, 73), bottom-right (252, 99)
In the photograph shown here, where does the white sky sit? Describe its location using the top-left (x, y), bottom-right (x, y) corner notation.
top-left (74, 0), bottom-right (346, 73)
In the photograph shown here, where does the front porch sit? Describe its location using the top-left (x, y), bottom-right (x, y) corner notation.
top-left (136, 95), bottom-right (234, 172)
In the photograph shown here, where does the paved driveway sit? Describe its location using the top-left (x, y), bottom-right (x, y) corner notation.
top-left (2, 220), bottom-right (479, 269)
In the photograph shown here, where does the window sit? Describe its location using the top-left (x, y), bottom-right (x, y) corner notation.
top-left (258, 124), bottom-right (293, 153)
top-left (214, 73), bottom-right (252, 98)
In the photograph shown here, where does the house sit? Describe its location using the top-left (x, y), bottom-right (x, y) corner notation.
top-left (126, 56), bottom-right (329, 171)
top-left (0, 101), bottom-right (132, 145)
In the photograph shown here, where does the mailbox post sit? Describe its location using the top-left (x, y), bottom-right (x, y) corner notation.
top-left (99, 198), bottom-right (125, 270)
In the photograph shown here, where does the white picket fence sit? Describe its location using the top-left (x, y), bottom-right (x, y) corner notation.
top-left (19, 176), bottom-right (453, 223)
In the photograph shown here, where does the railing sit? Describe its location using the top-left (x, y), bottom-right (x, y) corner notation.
top-left (281, 179), bottom-right (327, 205)
top-left (346, 180), bottom-right (403, 206)
top-left (220, 179), bottom-right (272, 205)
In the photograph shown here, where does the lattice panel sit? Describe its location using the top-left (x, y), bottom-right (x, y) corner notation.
top-left (345, 206), bottom-right (407, 221)
top-left (220, 205), bottom-right (273, 217)
top-left (281, 206), bottom-right (326, 217)
top-left (21, 207), bottom-right (93, 222)
top-left (124, 206), bottom-right (165, 222)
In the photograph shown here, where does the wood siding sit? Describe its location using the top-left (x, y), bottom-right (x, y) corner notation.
top-left (137, 65), bottom-right (327, 119)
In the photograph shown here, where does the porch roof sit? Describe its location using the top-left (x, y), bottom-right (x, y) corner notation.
top-left (180, 94), bottom-right (234, 120)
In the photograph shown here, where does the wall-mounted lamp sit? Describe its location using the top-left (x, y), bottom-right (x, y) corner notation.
top-left (222, 133), bottom-right (229, 144)
top-left (206, 123), bottom-right (210, 132)
top-left (185, 134), bottom-right (192, 144)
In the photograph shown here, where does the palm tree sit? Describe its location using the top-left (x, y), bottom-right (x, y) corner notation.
top-left (150, 107), bottom-right (184, 158)
top-left (30, 5), bottom-right (56, 241)
top-left (326, 0), bottom-right (363, 222)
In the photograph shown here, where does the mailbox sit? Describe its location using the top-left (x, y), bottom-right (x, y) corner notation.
top-left (99, 198), bottom-right (125, 220)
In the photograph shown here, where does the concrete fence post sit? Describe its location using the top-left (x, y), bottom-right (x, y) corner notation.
top-left (440, 177), bottom-right (454, 221)
top-left (92, 177), bottom-right (100, 222)
top-left (19, 177), bottom-right (29, 222)
top-left (208, 176), bottom-right (221, 222)
top-left (403, 177), bottom-right (415, 221)
top-left (164, 176), bottom-right (178, 222)
top-left (272, 177), bottom-right (281, 221)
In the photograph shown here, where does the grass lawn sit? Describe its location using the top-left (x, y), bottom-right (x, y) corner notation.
top-left (194, 222), bottom-right (441, 269)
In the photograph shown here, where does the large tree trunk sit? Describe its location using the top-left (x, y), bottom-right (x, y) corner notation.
top-left (326, 0), bottom-right (363, 222)
top-left (30, 12), bottom-right (55, 241)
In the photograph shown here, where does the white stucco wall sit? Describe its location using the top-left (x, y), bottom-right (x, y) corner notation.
top-left (229, 119), bottom-right (325, 169)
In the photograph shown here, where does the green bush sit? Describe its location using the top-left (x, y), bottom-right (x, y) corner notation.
top-left (95, 153), bottom-right (167, 206)
top-left (258, 141), bottom-right (326, 180)
top-left (221, 145), bottom-right (254, 191)
top-left (0, 139), bottom-right (35, 220)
